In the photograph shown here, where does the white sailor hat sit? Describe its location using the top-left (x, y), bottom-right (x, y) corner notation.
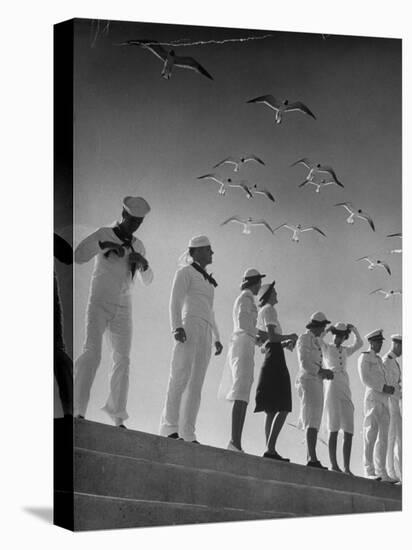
top-left (188, 235), bottom-right (211, 248)
top-left (391, 334), bottom-right (402, 343)
top-left (123, 196), bottom-right (151, 217)
top-left (365, 329), bottom-right (385, 341)
top-left (306, 311), bottom-right (330, 329)
top-left (242, 268), bottom-right (266, 281)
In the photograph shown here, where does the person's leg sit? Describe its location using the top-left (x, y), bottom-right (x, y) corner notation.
top-left (265, 412), bottom-right (275, 443)
top-left (394, 403), bottom-right (402, 480)
top-left (266, 411), bottom-right (288, 454)
top-left (328, 431), bottom-right (341, 471)
top-left (74, 302), bottom-right (108, 418)
top-left (386, 398), bottom-right (398, 479)
top-left (180, 323), bottom-right (212, 441)
top-left (363, 406), bottom-right (378, 476)
top-left (102, 303), bottom-right (133, 425)
top-left (343, 432), bottom-right (353, 474)
top-left (159, 323), bottom-right (197, 437)
top-left (307, 427), bottom-right (319, 462)
top-left (230, 400), bottom-right (248, 450)
top-left (375, 405), bottom-right (390, 479)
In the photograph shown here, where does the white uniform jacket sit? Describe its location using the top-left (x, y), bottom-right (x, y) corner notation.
top-left (169, 263), bottom-right (220, 341)
top-left (296, 331), bottom-right (323, 383)
top-left (358, 350), bottom-right (389, 407)
top-left (382, 352), bottom-right (402, 401)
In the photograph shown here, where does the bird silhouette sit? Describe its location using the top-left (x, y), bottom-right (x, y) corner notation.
top-left (247, 95), bottom-right (316, 124)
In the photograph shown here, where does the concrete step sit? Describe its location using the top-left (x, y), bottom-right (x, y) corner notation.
top-left (57, 491), bottom-right (295, 530)
top-left (73, 418), bottom-right (402, 502)
top-left (74, 447), bottom-right (399, 519)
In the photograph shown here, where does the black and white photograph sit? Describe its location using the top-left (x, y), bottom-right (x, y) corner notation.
top-left (3, 0), bottom-right (410, 548)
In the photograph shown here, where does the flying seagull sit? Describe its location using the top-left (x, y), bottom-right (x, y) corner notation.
top-left (120, 39), bottom-right (213, 80)
top-left (291, 158), bottom-right (342, 185)
top-left (273, 223), bottom-right (326, 242)
top-left (334, 202), bottom-right (375, 231)
top-left (197, 173), bottom-right (233, 195)
top-left (213, 155), bottom-right (265, 172)
top-left (356, 257), bottom-right (392, 276)
top-left (299, 177), bottom-right (344, 193)
top-left (252, 184), bottom-right (276, 203)
top-left (246, 95), bottom-right (316, 124)
top-left (387, 232), bottom-right (402, 239)
top-left (227, 181), bottom-right (254, 199)
top-left (369, 288), bottom-right (402, 299)
top-left (220, 216), bottom-right (273, 235)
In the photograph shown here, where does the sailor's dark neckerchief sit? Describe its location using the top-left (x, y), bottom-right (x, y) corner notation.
top-left (104, 226), bottom-right (137, 278)
top-left (190, 262), bottom-right (218, 288)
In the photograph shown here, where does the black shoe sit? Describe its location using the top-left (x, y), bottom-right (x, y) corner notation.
top-left (307, 460), bottom-right (328, 469)
top-left (263, 451), bottom-right (290, 462)
top-left (190, 440), bottom-right (200, 444)
top-left (167, 432), bottom-right (180, 439)
top-left (75, 415), bottom-right (84, 420)
top-left (117, 424), bottom-right (127, 429)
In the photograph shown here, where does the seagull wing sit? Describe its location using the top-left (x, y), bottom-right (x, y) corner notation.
top-left (380, 262), bottom-right (392, 275)
top-left (273, 223), bottom-right (293, 233)
top-left (298, 179), bottom-right (310, 188)
top-left (369, 288), bottom-right (385, 295)
top-left (123, 39), bottom-right (168, 61)
top-left (250, 219), bottom-right (274, 234)
top-left (220, 216), bottom-right (245, 226)
top-left (197, 173), bottom-right (223, 185)
top-left (174, 55), bottom-right (214, 79)
top-left (246, 94), bottom-right (282, 111)
top-left (323, 179), bottom-right (344, 188)
top-left (334, 202), bottom-right (354, 214)
top-left (392, 290), bottom-right (402, 295)
top-left (356, 256), bottom-right (372, 264)
top-left (284, 101), bottom-right (316, 119)
top-left (243, 154), bottom-right (265, 165)
top-left (358, 213), bottom-right (375, 231)
top-left (260, 189), bottom-right (276, 202)
top-left (290, 157), bottom-right (314, 169)
top-left (213, 157), bottom-right (238, 169)
top-left (387, 232), bottom-right (402, 238)
top-left (301, 226), bottom-right (327, 237)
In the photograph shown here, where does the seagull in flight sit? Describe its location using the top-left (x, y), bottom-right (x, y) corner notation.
top-left (246, 95), bottom-right (316, 124)
top-left (369, 288), bottom-right (402, 299)
top-left (356, 257), bottom-right (392, 276)
top-left (387, 232), bottom-right (402, 239)
top-left (227, 181), bottom-right (254, 199)
top-left (334, 202), bottom-right (375, 231)
top-left (220, 216), bottom-right (273, 235)
top-left (213, 155), bottom-right (265, 172)
top-left (298, 177), bottom-right (344, 193)
top-left (252, 184), bottom-right (276, 203)
top-left (197, 174), bottom-right (233, 195)
top-left (291, 158), bottom-right (342, 185)
top-left (120, 39), bottom-right (213, 80)
top-left (273, 223), bottom-right (326, 242)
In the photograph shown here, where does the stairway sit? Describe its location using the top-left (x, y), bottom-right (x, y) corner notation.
top-left (54, 418), bottom-right (401, 531)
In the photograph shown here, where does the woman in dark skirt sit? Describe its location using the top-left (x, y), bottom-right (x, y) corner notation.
top-left (254, 282), bottom-right (298, 461)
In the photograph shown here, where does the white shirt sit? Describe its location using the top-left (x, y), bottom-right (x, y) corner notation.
top-left (257, 304), bottom-right (282, 334)
top-left (169, 263), bottom-right (220, 340)
top-left (231, 289), bottom-right (258, 339)
top-left (321, 330), bottom-right (363, 373)
top-left (75, 226), bottom-right (153, 303)
top-left (358, 350), bottom-right (389, 405)
top-left (297, 331), bottom-right (323, 381)
top-left (383, 352), bottom-right (402, 400)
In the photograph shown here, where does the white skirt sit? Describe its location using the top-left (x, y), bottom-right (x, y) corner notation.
top-left (296, 376), bottom-right (324, 430)
top-left (218, 333), bottom-right (255, 403)
top-left (324, 372), bottom-right (354, 433)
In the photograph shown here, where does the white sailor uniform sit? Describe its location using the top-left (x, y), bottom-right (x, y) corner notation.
top-left (383, 351), bottom-right (402, 480)
top-left (160, 262), bottom-right (220, 441)
top-left (74, 225), bottom-right (153, 422)
top-left (358, 350), bottom-right (390, 478)
top-left (322, 329), bottom-right (363, 433)
top-left (296, 331), bottom-right (325, 430)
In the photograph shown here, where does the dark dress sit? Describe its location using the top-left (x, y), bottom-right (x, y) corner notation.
top-left (254, 342), bottom-right (292, 413)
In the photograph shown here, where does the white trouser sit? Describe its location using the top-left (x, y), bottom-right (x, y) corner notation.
top-left (387, 397), bottom-right (402, 480)
top-left (363, 399), bottom-right (390, 477)
top-left (160, 317), bottom-right (212, 441)
top-left (74, 298), bottom-right (132, 422)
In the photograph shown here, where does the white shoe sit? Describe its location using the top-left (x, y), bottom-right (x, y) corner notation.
top-left (365, 474), bottom-right (381, 481)
top-left (227, 442), bottom-right (244, 453)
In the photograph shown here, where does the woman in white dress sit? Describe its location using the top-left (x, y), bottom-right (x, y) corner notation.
top-left (221, 268), bottom-right (265, 452)
top-left (321, 322), bottom-right (363, 473)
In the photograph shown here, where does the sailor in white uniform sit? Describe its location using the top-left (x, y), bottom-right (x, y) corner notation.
top-left (296, 312), bottom-right (334, 469)
top-left (160, 236), bottom-right (223, 442)
top-left (74, 196), bottom-right (153, 427)
top-left (383, 334), bottom-right (402, 482)
top-left (321, 323), bottom-right (363, 473)
top-left (358, 329), bottom-right (396, 482)
top-left (221, 268), bottom-right (266, 452)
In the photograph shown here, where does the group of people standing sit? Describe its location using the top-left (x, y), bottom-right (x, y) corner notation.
top-left (67, 196), bottom-right (402, 484)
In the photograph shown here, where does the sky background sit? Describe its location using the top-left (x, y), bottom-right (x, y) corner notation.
top-left (54, 18), bottom-right (402, 476)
